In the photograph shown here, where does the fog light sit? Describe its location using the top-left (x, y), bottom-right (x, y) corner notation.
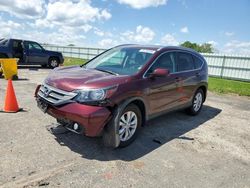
top-left (73, 123), bottom-right (79, 130)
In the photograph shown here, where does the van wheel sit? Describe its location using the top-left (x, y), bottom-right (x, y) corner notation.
top-left (186, 89), bottom-right (204, 116)
top-left (48, 57), bottom-right (59, 68)
top-left (12, 75), bottom-right (18, 80)
top-left (0, 53), bottom-right (7, 58)
top-left (103, 104), bottom-right (142, 148)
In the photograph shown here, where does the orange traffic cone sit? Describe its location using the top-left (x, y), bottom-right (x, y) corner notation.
top-left (4, 80), bottom-right (20, 113)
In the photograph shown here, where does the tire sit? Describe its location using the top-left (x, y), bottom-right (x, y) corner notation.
top-left (103, 104), bottom-right (142, 148)
top-left (0, 53), bottom-right (8, 58)
top-left (48, 57), bottom-right (59, 68)
top-left (41, 64), bottom-right (47, 68)
top-left (186, 89), bottom-right (204, 116)
top-left (12, 75), bottom-right (18, 80)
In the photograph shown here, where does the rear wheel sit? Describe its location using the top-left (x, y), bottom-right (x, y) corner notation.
top-left (48, 57), bottom-right (59, 68)
top-left (186, 89), bottom-right (204, 116)
top-left (12, 75), bottom-right (18, 80)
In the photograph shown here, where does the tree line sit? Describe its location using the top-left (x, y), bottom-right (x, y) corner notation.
top-left (180, 41), bottom-right (213, 53)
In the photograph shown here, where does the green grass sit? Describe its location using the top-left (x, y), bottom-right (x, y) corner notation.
top-left (63, 57), bottom-right (250, 96)
top-left (63, 57), bottom-right (86, 66)
top-left (208, 77), bottom-right (250, 96)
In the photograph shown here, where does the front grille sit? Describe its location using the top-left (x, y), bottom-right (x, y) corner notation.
top-left (38, 84), bottom-right (77, 105)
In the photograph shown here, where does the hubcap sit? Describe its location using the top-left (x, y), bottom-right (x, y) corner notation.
top-left (119, 111), bottom-right (138, 142)
top-left (51, 60), bottom-right (58, 67)
top-left (193, 92), bottom-right (203, 112)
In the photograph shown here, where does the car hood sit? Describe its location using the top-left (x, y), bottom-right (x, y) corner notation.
top-left (45, 66), bottom-right (131, 91)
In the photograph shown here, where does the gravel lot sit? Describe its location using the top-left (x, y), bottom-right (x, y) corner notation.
top-left (0, 67), bottom-right (249, 188)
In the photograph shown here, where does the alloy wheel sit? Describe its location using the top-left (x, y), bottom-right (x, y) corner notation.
top-left (193, 92), bottom-right (203, 112)
top-left (119, 111), bottom-right (138, 142)
top-left (50, 59), bottom-right (58, 68)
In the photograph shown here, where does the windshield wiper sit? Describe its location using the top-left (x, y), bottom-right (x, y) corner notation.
top-left (81, 64), bottom-right (86, 68)
top-left (95, 68), bottom-right (118, 75)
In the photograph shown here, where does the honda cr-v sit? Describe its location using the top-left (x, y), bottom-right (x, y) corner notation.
top-left (35, 45), bottom-right (208, 148)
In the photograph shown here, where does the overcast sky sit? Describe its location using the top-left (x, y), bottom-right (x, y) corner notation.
top-left (0, 0), bottom-right (249, 54)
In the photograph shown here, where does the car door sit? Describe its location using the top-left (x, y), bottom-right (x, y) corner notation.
top-left (175, 51), bottom-right (197, 105)
top-left (144, 51), bottom-right (180, 115)
top-left (24, 41), bottom-right (47, 64)
top-left (11, 40), bottom-right (24, 62)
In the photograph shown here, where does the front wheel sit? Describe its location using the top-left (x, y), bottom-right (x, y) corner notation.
top-left (48, 57), bottom-right (59, 68)
top-left (118, 104), bottom-right (142, 147)
top-left (103, 104), bottom-right (142, 148)
top-left (186, 89), bottom-right (204, 116)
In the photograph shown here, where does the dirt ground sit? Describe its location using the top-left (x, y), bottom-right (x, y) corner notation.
top-left (0, 67), bottom-right (249, 188)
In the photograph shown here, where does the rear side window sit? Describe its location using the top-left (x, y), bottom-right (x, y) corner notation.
top-left (177, 52), bottom-right (195, 72)
top-left (193, 56), bottom-right (203, 69)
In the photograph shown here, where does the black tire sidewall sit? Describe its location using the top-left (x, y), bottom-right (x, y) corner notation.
top-left (118, 104), bottom-right (142, 147)
top-left (12, 75), bottom-right (18, 80)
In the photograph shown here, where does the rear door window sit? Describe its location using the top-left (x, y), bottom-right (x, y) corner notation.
top-left (176, 52), bottom-right (195, 72)
top-left (193, 56), bottom-right (203, 69)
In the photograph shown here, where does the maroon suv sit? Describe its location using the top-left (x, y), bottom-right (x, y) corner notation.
top-left (35, 45), bottom-right (208, 147)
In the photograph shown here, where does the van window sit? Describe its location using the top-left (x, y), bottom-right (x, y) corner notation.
top-left (177, 52), bottom-right (195, 72)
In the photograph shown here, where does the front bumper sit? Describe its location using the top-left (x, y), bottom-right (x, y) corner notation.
top-left (37, 96), bottom-right (111, 137)
top-left (59, 56), bottom-right (64, 64)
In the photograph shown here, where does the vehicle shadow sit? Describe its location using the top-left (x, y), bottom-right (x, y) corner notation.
top-left (0, 75), bottom-right (29, 81)
top-left (13, 78), bottom-right (29, 81)
top-left (18, 65), bottom-right (50, 71)
top-left (50, 105), bottom-right (221, 161)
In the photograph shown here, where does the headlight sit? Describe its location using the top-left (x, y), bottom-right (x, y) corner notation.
top-left (74, 86), bottom-right (117, 103)
top-left (89, 89), bottom-right (105, 101)
top-left (75, 89), bottom-right (106, 102)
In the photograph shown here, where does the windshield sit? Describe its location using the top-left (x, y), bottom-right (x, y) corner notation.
top-left (0, 39), bottom-right (9, 46)
top-left (85, 47), bottom-right (156, 75)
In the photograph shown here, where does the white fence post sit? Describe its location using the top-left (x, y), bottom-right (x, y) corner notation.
top-left (220, 55), bottom-right (226, 79)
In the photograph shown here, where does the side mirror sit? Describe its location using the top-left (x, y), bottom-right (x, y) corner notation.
top-left (150, 68), bottom-right (169, 78)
